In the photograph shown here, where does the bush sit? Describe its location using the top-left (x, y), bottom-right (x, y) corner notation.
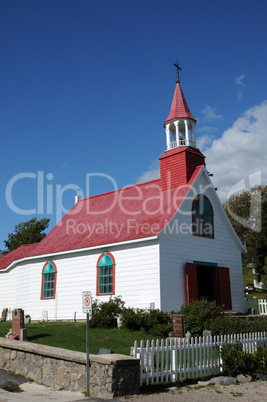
top-left (120, 307), bottom-right (145, 332)
top-left (90, 296), bottom-right (125, 328)
top-left (141, 309), bottom-right (172, 337)
top-left (120, 307), bottom-right (172, 337)
top-left (177, 300), bottom-right (224, 337)
top-left (208, 315), bottom-right (248, 336)
top-left (251, 346), bottom-right (267, 374)
top-left (209, 315), bottom-right (267, 336)
top-left (247, 316), bottom-right (267, 333)
top-left (220, 343), bottom-right (254, 376)
top-left (90, 296), bottom-right (172, 336)
top-left (221, 343), bottom-right (267, 376)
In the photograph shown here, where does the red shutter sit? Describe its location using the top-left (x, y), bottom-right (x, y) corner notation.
top-left (186, 263), bottom-right (198, 304)
top-left (212, 266), bottom-right (219, 305)
top-left (218, 267), bottom-right (232, 310)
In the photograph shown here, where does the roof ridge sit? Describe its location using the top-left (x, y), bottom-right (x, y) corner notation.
top-left (77, 178), bottom-right (161, 203)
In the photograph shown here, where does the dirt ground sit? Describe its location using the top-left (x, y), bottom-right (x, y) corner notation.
top-left (1, 368), bottom-right (266, 402)
top-left (120, 381), bottom-right (267, 401)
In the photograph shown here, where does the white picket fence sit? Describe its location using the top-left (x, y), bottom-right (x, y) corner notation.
top-left (246, 298), bottom-right (267, 315)
top-left (131, 332), bottom-right (267, 386)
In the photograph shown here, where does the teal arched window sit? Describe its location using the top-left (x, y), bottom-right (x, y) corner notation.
top-left (192, 195), bottom-right (214, 238)
top-left (96, 252), bottom-right (115, 295)
top-left (41, 260), bottom-right (57, 299)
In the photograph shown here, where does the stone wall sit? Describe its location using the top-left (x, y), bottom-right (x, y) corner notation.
top-left (90, 354), bottom-right (140, 399)
top-left (0, 338), bottom-right (140, 399)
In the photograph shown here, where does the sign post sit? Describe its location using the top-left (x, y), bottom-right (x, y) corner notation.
top-left (82, 291), bottom-right (92, 395)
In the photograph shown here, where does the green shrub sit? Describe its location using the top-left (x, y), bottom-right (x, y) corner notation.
top-left (141, 309), bottom-right (172, 337)
top-left (90, 297), bottom-right (172, 336)
top-left (91, 296), bottom-right (125, 328)
top-left (120, 307), bottom-right (145, 331)
top-left (247, 316), bottom-right (267, 333)
top-left (221, 343), bottom-right (254, 376)
top-left (251, 346), bottom-right (267, 374)
top-left (177, 300), bottom-right (224, 337)
top-left (211, 315), bottom-right (267, 336)
top-left (221, 343), bottom-right (267, 376)
top-left (208, 315), bottom-right (248, 335)
top-left (90, 297), bottom-right (267, 339)
top-left (120, 307), bottom-right (172, 337)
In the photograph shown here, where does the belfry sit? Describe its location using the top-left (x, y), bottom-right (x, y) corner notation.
top-left (160, 61), bottom-right (205, 190)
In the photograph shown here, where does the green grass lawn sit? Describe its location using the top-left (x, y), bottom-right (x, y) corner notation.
top-left (0, 321), bottom-right (154, 355)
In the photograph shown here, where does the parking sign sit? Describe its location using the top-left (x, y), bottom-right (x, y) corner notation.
top-left (82, 291), bottom-right (92, 314)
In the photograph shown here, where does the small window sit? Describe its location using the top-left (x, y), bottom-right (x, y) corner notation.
top-left (192, 195), bottom-right (214, 238)
top-left (41, 260), bottom-right (57, 299)
top-left (96, 252), bottom-right (115, 295)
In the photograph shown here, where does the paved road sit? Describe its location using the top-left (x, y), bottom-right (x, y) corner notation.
top-left (0, 369), bottom-right (122, 402)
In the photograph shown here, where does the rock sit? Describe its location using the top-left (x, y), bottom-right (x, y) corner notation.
top-left (166, 386), bottom-right (178, 392)
top-left (236, 374), bottom-right (253, 383)
top-left (209, 376), bottom-right (237, 385)
top-left (198, 380), bottom-right (211, 386)
top-left (98, 348), bottom-right (114, 354)
top-left (253, 373), bottom-right (267, 381)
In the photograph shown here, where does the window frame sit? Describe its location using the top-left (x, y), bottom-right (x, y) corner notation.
top-left (41, 260), bottom-right (57, 300)
top-left (96, 251), bottom-right (115, 296)
top-left (192, 194), bottom-right (214, 238)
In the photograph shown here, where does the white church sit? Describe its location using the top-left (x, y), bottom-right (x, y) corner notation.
top-left (0, 68), bottom-right (246, 320)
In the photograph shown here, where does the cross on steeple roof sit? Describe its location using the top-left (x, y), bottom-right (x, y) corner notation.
top-left (174, 60), bottom-right (182, 83)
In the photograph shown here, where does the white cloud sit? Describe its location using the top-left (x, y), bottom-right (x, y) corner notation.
top-left (197, 126), bottom-right (218, 133)
top-left (197, 134), bottom-right (214, 151)
top-left (136, 167), bottom-right (160, 184)
top-left (205, 101), bottom-right (267, 202)
top-left (236, 74), bottom-right (246, 86)
top-left (235, 74), bottom-right (246, 101)
top-left (201, 105), bottom-right (223, 122)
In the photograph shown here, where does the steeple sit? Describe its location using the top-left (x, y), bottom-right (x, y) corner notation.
top-left (159, 62), bottom-right (205, 191)
top-left (164, 62), bottom-right (197, 150)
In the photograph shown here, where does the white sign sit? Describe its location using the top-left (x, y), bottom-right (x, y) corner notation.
top-left (82, 291), bottom-right (92, 314)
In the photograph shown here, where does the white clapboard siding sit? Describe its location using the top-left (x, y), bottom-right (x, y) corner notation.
top-left (0, 239), bottom-right (160, 321)
top-left (246, 299), bottom-right (267, 315)
top-left (132, 332), bottom-right (267, 386)
top-left (158, 169), bottom-right (245, 312)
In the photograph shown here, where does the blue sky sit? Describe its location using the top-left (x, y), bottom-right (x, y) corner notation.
top-left (1, 0), bottom-right (267, 251)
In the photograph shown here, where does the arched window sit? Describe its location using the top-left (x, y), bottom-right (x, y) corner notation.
top-left (41, 260), bottom-right (57, 299)
top-left (96, 251), bottom-right (115, 295)
top-left (192, 195), bottom-right (214, 238)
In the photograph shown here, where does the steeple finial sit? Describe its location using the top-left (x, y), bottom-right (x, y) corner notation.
top-left (174, 60), bottom-right (182, 83)
top-left (75, 186), bottom-right (81, 205)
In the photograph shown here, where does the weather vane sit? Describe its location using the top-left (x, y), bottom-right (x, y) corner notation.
top-left (174, 60), bottom-right (182, 83)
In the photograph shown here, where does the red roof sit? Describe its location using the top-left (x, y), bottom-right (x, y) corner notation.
top-left (0, 244), bottom-right (38, 270)
top-left (0, 167), bottom-right (202, 270)
top-left (164, 82), bottom-right (196, 126)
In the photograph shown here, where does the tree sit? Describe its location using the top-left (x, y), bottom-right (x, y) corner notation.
top-left (246, 199), bottom-right (267, 284)
top-left (261, 258), bottom-right (267, 289)
top-left (223, 186), bottom-right (267, 283)
top-left (223, 185), bottom-right (267, 244)
top-left (3, 217), bottom-right (50, 253)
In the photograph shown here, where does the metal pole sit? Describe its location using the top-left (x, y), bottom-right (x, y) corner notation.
top-left (86, 312), bottom-right (90, 394)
